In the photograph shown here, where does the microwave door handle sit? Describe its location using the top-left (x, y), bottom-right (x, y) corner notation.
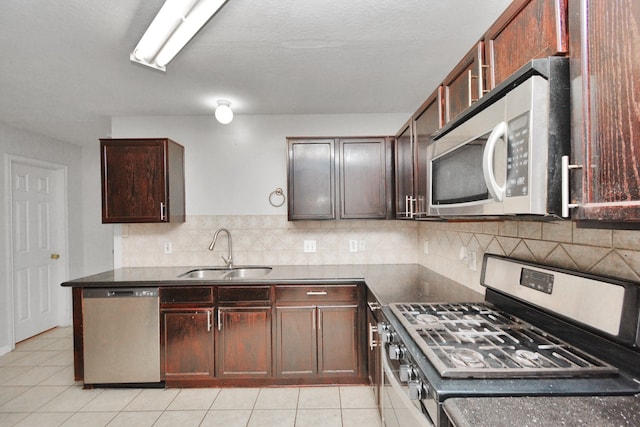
top-left (482, 121), bottom-right (507, 202)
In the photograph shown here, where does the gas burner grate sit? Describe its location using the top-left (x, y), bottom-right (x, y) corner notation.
top-left (389, 302), bottom-right (618, 378)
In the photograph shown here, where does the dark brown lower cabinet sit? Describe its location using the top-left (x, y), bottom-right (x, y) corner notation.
top-left (161, 309), bottom-right (214, 380)
top-left (317, 305), bottom-right (359, 376)
top-left (276, 301), bottom-right (360, 378)
top-left (276, 306), bottom-right (317, 376)
top-left (216, 306), bottom-right (272, 378)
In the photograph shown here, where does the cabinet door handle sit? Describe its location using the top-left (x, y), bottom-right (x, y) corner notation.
top-left (369, 323), bottom-right (379, 350)
top-left (160, 202), bottom-right (166, 221)
top-left (561, 155), bottom-right (582, 217)
top-left (306, 291), bottom-right (328, 296)
top-left (367, 301), bottom-right (381, 311)
top-left (217, 309), bottom-right (222, 331)
top-left (405, 195), bottom-right (416, 218)
top-left (207, 310), bottom-right (212, 332)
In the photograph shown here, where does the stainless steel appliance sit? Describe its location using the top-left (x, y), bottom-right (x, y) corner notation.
top-left (427, 57), bottom-right (570, 218)
top-left (83, 287), bottom-right (160, 384)
top-left (380, 255), bottom-right (640, 426)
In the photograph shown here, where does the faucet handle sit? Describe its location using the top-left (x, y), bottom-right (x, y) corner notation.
top-left (221, 255), bottom-right (233, 268)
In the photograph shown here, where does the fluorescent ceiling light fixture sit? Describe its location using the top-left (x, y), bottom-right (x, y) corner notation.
top-left (131, 0), bottom-right (228, 71)
top-left (215, 100), bottom-right (233, 124)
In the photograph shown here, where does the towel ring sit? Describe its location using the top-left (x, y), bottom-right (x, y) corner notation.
top-left (269, 187), bottom-right (286, 207)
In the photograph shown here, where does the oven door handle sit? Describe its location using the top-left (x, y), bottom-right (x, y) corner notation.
top-left (382, 348), bottom-right (433, 427)
top-left (482, 120), bottom-right (507, 202)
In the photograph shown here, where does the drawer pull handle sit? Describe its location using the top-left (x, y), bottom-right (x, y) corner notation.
top-left (306, 291), bottom-right (328, 296)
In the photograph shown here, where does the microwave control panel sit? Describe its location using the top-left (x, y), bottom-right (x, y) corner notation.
top-left (506, 112), bottom-right (530, 197)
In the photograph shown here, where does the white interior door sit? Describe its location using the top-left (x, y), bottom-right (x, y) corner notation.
top-left (11, 160), bottom-right (66, 342)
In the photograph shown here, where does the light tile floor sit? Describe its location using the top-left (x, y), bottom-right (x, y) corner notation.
top-left (0, 327), bottom-right (382, 426)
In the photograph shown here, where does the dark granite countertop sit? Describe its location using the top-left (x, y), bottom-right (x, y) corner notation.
top-left (444, 395), bottom-right (640, 427)
top-left (61, 264), bottom-right (484, 305)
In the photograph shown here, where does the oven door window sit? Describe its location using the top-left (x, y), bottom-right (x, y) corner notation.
top-left (432, 137), bottom-right (489, 205)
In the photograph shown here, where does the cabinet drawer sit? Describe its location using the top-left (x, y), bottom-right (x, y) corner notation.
top-left (160, 287), bottom-right (214, 304)
top-left (275, 285), bottom-right (359, 303)
top-left (218, 286), bottom-right (271, 303)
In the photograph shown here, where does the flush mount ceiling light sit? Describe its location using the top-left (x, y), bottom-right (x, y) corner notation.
top-left (214, 100), bottom-right (233, 124)
top-left (130, 0), bottom-right (228, 72)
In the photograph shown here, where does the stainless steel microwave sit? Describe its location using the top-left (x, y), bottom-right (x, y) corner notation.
top-left (428, 57), bottom-right (570, 218)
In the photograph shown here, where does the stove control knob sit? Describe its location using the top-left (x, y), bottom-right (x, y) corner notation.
top-left (408, 380), bottom-right (425, 401)
top-left (399, 364), bottom-right (416, 382)
top-left (378, 323), bottom-right (392, 343)
top-left (389, 344), bottom-right (405, 360)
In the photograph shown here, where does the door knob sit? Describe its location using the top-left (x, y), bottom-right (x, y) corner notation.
top-left (50, 253), bottom-right (60, 259)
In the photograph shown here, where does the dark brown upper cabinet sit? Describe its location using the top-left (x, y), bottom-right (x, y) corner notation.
top-left (339, 138), bottom-right (390, 219)
top-left (287, 138), bottom-right (335, 220)
top-left (100, 138), bottom-right (185, 223)
top-left (443, 42), bottom-right (486, 125)
top-left (394, 122), bottom-right (414, 219)
top-left (287, 137), bottom-right (392, 220)
top-left (567, 0), bottom-right (640, 223)
top-left (395, 87), bottom-right (444, 219)
top-left (413, 87), bottom-right (444, 218)
top-left (485, 0), bottom-right (569, 90)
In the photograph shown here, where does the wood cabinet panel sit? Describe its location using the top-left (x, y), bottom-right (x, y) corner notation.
top-left (160, 287), bottom-right (214, 305)
top-left (443, 43), bottom-right (484, 124)
top-left (162, 310), bottom-right (214, 379)
top-left (486, 0), bottom-right (568, 89)
top-left (100, 138), bottom-right (184, 223)
top-left (339, 138), bottom-right (388, 219)
top-left (413, 88), bottom-right (443, 217)
top-left (395, 122), bottom-right (414, 218)
top-left (275, 285), bottom-right (358, 303)
top-left (216, 306), bottom-right (272, 378)
top-left (275, 306), bottom-right (317, 376)
top-left (218, 286), bottom-right (271, 303)
top-left (287, 137), bottom-right (392, 220)
top-left (287, 139), bottom-right (335, 220)
top-left (318, 305), bottom-right (358, 376)
top-left (568, 0), bottom-right (640, 222)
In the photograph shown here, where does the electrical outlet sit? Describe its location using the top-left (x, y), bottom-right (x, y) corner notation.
top-left (459, 246), bottom-right (468, 261)
top-left (303, 240), bottom-right (316, 253)
top-left (423, 240), bottom-right (429, 255)
top-left (358, 240), bottom-right (366, 251)
top-left (349, 240), bottom-right (358, 252)
top-left (163, 242), bottom-right (172, 254)
top-left (468, 251), bottom-right (477, 271)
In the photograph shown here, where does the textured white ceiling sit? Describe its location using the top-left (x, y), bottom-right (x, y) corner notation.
top-left (0, 0), bottom-right (512, 145)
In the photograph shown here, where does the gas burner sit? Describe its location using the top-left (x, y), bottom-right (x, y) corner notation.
top-left (450, 349), bottom-right (486, 368)
top-left (461, 314), bottom-right (483, 326)
top-left (415, 314), bottom-right (444, 329)
top-left (514, 350), bottom-right (541, 368)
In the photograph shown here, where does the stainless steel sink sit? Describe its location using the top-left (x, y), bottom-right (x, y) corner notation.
top-left (179, 266), bottom-right (272, 280)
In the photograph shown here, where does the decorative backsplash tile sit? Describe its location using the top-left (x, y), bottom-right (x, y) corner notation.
top-left (418, 220), bottom-right (640, 294)
top-left (120, 215), bottom-right (640, 294)
top-left (120, 215), bottom-right (418, 268)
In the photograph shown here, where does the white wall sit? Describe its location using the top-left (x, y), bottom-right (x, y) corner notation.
top-left (81, 144), bottom-right (114, 275)
top-left (111, 114), bottom-right (407, 215)
top-left (0, 123), bottom-right (89, 353)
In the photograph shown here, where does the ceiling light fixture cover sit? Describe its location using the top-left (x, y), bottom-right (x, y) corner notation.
top-left (130, 0), bottom-right (228, 71)
top-left (215, 100), bottom-right (233, 124)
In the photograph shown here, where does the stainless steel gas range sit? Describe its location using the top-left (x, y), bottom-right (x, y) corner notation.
top-left (379, 254), bottom-right (640, 426)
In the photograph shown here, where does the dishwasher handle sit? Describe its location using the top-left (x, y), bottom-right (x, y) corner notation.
top-left (84, 288), bottom-right (159, 298)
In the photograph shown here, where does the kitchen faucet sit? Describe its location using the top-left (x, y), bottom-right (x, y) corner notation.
top-left (208, 228), bottom-right (233, 268)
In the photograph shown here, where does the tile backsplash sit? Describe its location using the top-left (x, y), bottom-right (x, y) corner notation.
top-left (120, 215), bottom-right (640, 294)
top-left (120, 215), bottom-right (418, 268)
top-left (418, 220), bottom-right (640, 294)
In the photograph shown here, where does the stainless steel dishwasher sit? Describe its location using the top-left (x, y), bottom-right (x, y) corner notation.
top-left (83, 288), bottom-right (160, 384)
